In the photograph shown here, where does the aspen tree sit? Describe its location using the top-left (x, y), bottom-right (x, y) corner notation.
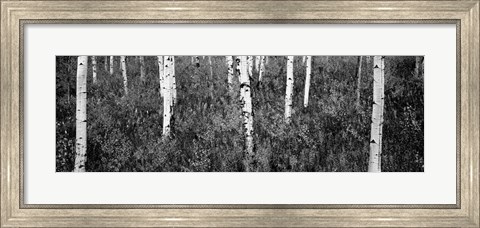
top-left (356, 56), bottom-right (363, 110)
top-left (255, 56), bottom-right (261, 72)
top-left (302, 56), bottom-right (306, 65)
top-left (208, 56), bottom-right (213, 78)
top-left (239, 56), bottom-right (254, 171)
top-left (247, 56), bottom-right (253, 77)
top-left (226, 56), bottom-right (234, 93)
top-left (120, 56), bottom-right (128, 96)
top-left (258, 56), bottom-right (266, 82)
top-left (157, 56), bottom-right (164, 97)
top-left (109, 56), bottom-right (114, 75)
top-left (235, 56), bottom-right (242, 88)
top-left (74, 56), bottom-right (88, 172)
top-left (285, 56), bottom-right (294, 123)
top-left (171, 56), bottom-right (177, 104)
top-left (414, 56), bottom-right (421, 78)
top-left (139, 56), bottom-right (146, 81)
top-left (368, 56), bottom-right (385, 172)
top-left (303, 56), bottom-right (312, 108)
top-left (104, 56), bottom-right (108, 72)
top-left (91, 56), bottom-right (97, 84)
top-left (162, 56), bottom-right (175, 137)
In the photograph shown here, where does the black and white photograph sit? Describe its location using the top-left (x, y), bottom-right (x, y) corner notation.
top-left (56, 56), bottom-right (424, 172)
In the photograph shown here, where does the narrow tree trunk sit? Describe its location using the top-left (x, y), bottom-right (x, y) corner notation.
top-left (104, 56), bottom-right (108, 72)
top-left (91, 56), bottom-right (97, 84)
top-left (355, 56), bottom-right (363, 110)
top-left (414, 56), bottom-right (421, 78)
top-left (171, 56), bottom-right (177, 104)
top-left (302, 56), bottom-right (306, 65)
top-left (226, 56), bottom-right (234, 93)
top-left (109, 56), bottom-right (114, 75)
top-left (110, 56), bottom-right (113, 75)
top-left (258, 56), bottom-right (266, 82)
top-left (265, 56), bottom-right (269, 65)
top-left (162, 56), bottom-right (174, 138)
top-left (74, 56), bottom-right (88, 172)
top-left (303, 56), bottom-right (312, 108)
top-left (255, 56), bottom-right (261, 72)
top-left (157, 56), bottom-right (164, 97)
top-left (285, 56), bottom-right (294, 123)
top-left (120, 56), bottom-right (128, 96)
top-left (247, 56), bottom-right (253, 78)
top-left (239, 56), bottom-right (254, 171)
top-left (139, 56), bottom-right (146, 81)
top-left (368, 56), bottom-right (385, 172)
top-left (208, 56), bottom-right (213, 79)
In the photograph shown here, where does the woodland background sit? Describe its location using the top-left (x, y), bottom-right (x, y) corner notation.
top-left (56, 56), bottom-right (424, 172)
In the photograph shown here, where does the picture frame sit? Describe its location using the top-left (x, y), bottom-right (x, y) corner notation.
top-left (1, 0), bottom-right (478, 227)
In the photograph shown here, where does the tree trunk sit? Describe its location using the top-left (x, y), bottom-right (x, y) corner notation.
top-left (109, 56), bottom-right (114, 75)
top-left (258, 56), bottom-right (266, 82)
top-left (171, 56), bottom-right (177, 104)
top-left (285, 56), bottom-right (294, 123)
top-left (255, 56), bottom-right (261, 72)
top-left (303, 56), bottom-right (312, 108)
top-left (239, 56), bottom-right (254, 171)
top-left (91, 56), bottom-right (97, 84)
top-left (162, 56), bottom-right (175, 138)
top-left (302, 56), bottom-right (306, 65)
top-left (414, 56), bottom-right (421, 78)
top-left (120, 56), bottom-right (128, 96)
top-left (355, 56), bottom-right (363, 110)
top-left (247, 56), bottom-right (253, 78)
top-left (208, 56), bottom-right (214, 79)
top-left (368, 56), bottom-right (385, 172)
top-left (226, 56), bottom-right (234, 93)
top-left (140, 56), bottom-right (146, 81)
top-left (104, 56), bottom-right (108, 72)
top-left (157, 56), bottom-right (164, 97)
top-left (74, 56), bottom-right (88, 172)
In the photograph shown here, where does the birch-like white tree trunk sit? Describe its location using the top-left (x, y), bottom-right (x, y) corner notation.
top-left (255, 56), bottom-right (261, 72)
top-left (285, 56), bottom-right (294, 123)
top-left (235, 56), bottom-right (242, 90)
top-left (226, 56), bottom-right (234, 93)
top-left (91, 56), bottom-right (97, 84)
top-left (302, 56), bottom-right (306, 65)
top-left (162, 56), bottom-right (175, 138)
top-left (258, 56), bottom-right (266, 82)
top-left (120, 56), bottom-right (128, 96)
top-left (139, 56), bottom-right (146, 81)
top-left (247, 56), bottom-right (253, 78)
top-left (74, 56), bottom-right (88, 172)
top-left (368, 56), bottom-right (385, 172)
top-left (239, 56), bottom-right (254, 171)
top-left (356, 56), bottom-right (363, 110)
top-left (303, 56), bottom-right (312, 108)
top-left (104, 56), bottom-right (108, 72)
top-left (109, 56), bottom-right (114, 75)
top-left (171, 56), bottom-right (177, 104)
top-left (157, 56), bottom-right (164, 97)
